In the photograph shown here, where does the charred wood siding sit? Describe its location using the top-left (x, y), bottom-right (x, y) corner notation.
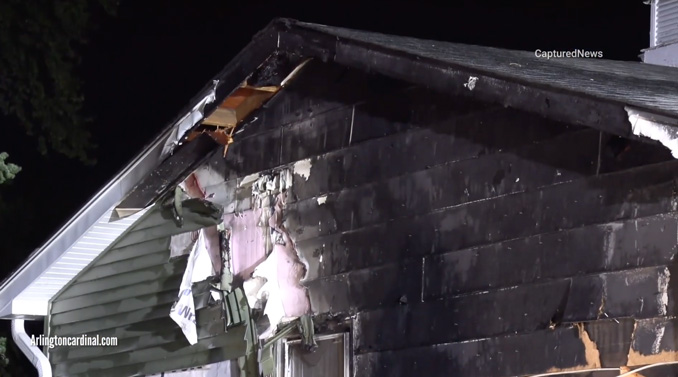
top-left (46, 202), bottom-right (241, 377)
top-left (209, 61), bottom-right (678, 376)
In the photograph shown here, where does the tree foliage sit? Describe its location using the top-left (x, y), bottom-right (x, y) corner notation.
top-left (0, 336), bottom-right (8, 377)
top-left (0, 333), bottom-right (32, 377)
top-left (0, 154), bottom-right (20, 185)
top-left (0, 0), bottom-right (119, 169)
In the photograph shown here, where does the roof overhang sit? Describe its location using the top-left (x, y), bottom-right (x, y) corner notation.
top-left (110, 19), bottom-right (678, 211)
top-left (0, 211), bottom-right (148, 318)
top-left (0, 134), bottom-right (159, 318)
top-left (3, 18), bottom-right (678, 320)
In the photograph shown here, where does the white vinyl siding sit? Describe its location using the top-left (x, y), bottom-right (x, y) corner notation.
top-left (655, 0), bottom-right (678, 46)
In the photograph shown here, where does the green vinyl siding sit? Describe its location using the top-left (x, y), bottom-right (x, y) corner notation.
top-left (46, 199), bottom-right (248, 377)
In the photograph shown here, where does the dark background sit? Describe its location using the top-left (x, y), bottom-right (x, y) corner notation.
top-left (0, 0), bottom-right (649, 374)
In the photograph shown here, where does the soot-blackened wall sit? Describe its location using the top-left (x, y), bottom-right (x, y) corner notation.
top-left (209, 60), bottom-right (678, 377)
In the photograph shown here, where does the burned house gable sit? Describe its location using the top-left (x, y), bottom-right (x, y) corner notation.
top-left (3, 18), bottom-right (678, 377)
top-left (109, 20), bottom-right (678, 377)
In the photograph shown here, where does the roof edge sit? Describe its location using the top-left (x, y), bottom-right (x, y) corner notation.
top-left (0, 19), bottom-right (283, 319)
top-left (4, 18), bottom-right (678, 318)
top-left (0, 126), bottom-right (170, 319)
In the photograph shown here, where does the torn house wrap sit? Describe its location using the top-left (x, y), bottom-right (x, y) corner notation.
top-left (161, 81), bottom-right (218, 157)
top-left (170, 229), bottom-right (215, 345)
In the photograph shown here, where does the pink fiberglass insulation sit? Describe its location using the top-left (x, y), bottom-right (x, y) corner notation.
top-left (183, 172), bottom-right (223, 275)
top-left (253, 193), bottom-right (310, 332)
top-left (224, 209), bottom-right (267, 280)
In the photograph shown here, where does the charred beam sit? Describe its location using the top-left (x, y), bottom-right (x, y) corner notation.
top-left (114, 134), bottom-right (219, 218)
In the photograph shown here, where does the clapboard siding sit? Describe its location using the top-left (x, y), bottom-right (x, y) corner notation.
top-left (51, 298), bottom-right (177, 331)
top-left (424, 213), bottom-right (678, 297)
top-left (354, 265), bottom-right (675, 354)
top-left (280, 106), bottom-right (354, 165)
top-left (73, 249), bottom-right (177, 283)
top-left (221, 60), bottom-right (414, 179)
top-left (353, 317), bottom-right (678, 376)
top-left (59, 327), bottom-right (246, 377)
top-left (71, 346), bottom-right (245, 377)
top-left (203, 61), bottom-right (678, 376)
top-left (289, 108), bottom-right (583, 203)
top-left (52, 262), bottom-right (186, 314)
top-left (51, 288), bottom-right (215, 331)
top-left (284, 162), bottom-right (678, 288)
top-left (47, 200), bottom-right (235, 377)
top-left (304, 259), bottom-right (423, 315)
top-left (352, 320), bottom-right (627, 377)
top-left (50, 305), bottom-right (227, 363)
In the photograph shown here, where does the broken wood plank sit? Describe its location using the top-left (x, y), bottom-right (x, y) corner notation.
top-left (202, 86), bottom-right (278, 127)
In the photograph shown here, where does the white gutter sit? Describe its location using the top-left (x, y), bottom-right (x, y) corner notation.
top-left (626, 106), bottom-right (678, 158)
top-left (11, 319), bottom-right (51, 377)
top-left (0, 77), bottom-right (225, 319)
top-left (0, 124), bottom-right (169, 318)
top-left (0, 89), bottom-right (224, 319)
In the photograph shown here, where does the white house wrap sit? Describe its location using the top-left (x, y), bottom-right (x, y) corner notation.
top-left (170, 230), bottom-right (215, 345)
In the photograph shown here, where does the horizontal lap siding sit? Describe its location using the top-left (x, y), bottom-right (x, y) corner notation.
top-left (354, 318), bottom-right (678, 376)
top-left (424, 213), bottom-right (678, 297)
top-left (355, 266), bottom-right (675, 353)
top-left (203, 62), bottom-right (676, 376)
top-left (47, 203), bottom-right (229, 377)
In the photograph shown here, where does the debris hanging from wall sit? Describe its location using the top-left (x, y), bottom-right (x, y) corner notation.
top-left (293, 159), bottom-right (313, 181)
top-left (162, 81), bottom-right (219, 157)
top-left (170, 230), bottom-right (216, 345)
top-left (170, 230), bottom-right (199, 259)
top-left (174, 161), bottom-right (311, 346)
top-left (251, 169), bottom-right (293, 208)
top-left (250, 192), bottom-right (310, 339)
top-left (225, 169), bottom-right (294, 283)
top-left (180, 171), bottom-right (224, 275)
top-left (224, 210), bottom-right (267, 280)
top-left (464, 76), bottom-right (478, 90)
top-left (223, 168), bottom-right (312, 340)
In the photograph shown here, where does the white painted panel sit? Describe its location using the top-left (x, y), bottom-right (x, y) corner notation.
top-left (657, 0), bottom-right (678, 46)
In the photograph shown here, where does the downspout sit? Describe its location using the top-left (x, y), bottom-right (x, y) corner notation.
top-left (11, 319), bottom-right (51, 377)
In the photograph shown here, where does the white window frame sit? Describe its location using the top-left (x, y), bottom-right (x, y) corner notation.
top-left (276, 332), bottom-right (351, 377)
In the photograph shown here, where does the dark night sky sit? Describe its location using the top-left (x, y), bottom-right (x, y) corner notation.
top-left (0, 0), bottom-right (649, 374)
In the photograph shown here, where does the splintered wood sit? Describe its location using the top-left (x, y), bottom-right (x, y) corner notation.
top-left (202, 86), bottom-right (277, 128)
top-left (190, 85), bottom-right (279, 156)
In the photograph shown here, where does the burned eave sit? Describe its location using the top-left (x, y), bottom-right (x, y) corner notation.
top-left (278, 21), bottom-right (678, 140)
top-left (17, 18), bottom-right (678, 377)
top-left (115, 16), bottom-right (678, 226)
top-left (114, 50), bottom-right (308, 216)
top-left (114, 134), bottom-right (220, 218)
